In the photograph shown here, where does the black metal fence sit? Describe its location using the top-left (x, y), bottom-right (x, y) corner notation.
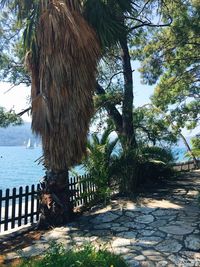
top-left (0, 175), bottom-right (96, 233)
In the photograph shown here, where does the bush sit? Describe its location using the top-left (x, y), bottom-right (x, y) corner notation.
top-left (16, 243), bottom-right (128, 267)
top-left (138, 146), bottom-right (175, 183)
top-left (111, 146), bottom-right (175, 193)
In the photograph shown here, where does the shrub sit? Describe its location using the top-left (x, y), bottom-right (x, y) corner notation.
top-left (111, 146), bottom-right (175, 193)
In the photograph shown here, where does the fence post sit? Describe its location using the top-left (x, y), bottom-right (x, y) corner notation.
top-left (11, 188), bottom-right (16, 229)
top-left (18, 187), bottom-right (23, 227)
top-left (4, 189), bottom-right (10, 231)
top-left (83, 177), bottom-right (87, 205)
top-left (24, 186), bottom-right (29, 225)
top-left (30, 185), bottom-right (35, 223)
top-left (36, 184), bottom-right (40, 221)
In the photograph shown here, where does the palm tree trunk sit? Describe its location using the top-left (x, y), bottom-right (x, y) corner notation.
top-left (36, 170), bottom-right (73, 229)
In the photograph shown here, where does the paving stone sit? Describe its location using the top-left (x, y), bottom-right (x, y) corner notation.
top-left (111, 226), bottom-right (129, 232)
top-left (159, 224), bottom-right (194, 235)
top-left (112, 247), bottom-right (131, 255)
top-left (117, 231), bottom-right (137, 239)
top-left (152, 209), bottom-right (178, 217)
top-left (134, 215), bottom-right (154, 224)
top-left (125, 211), bottom-right (141, 218)
top-left (184, 234), bottom-right (200, 251)
top-left (127, 259), bottom-right (140, 267)
top-left (155, 261), bottom-right (168, 267)
top-left (21, 243), bottom-right (49, 258)
top-left (150, 220), bottom-right (168, 228)
top-left (134, 255), bottom-right (146, 261)
top-left (93, 223), bottom-right (112, 230)
top-left (167, 234), bottom-right (183, 241)
top-left (180, 250), bottom-right (200, 259)
top-left (168, 254), bottom-right (195, 266)
top-left (139, 230), bottom-right (155, 236)
top-left (123, 222), bottom-right (146, 229)
top-left (136, 236), bottom-right (163, 248)
top-left (157, 215), bottom-right (176, 222)
top-left (140, 261), bottom-right (156, 267)
top-left (91, 212), bottom-right (120, 223)
top-left (153, 231), bottom-right (166, 238)
top-left (122, 253), bottom-right (138, 261)
top-left (156, 239), bottom-right (182, 253)
top-left (112, 237), bottom-right (131, 247)
top-left (142, 250), bottom-right (162, 256)
top-left (116, 216), bottom-right (132, 223)
top-left (147, 255), bottom-right (166, 261)
top-left (138, 207), bottom-right (154, 214)
top-left (89, 230), bottom-right (111, 236)
top-left (112, 210), bottom-right (123, 216)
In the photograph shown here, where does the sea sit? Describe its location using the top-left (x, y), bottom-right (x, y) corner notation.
top-left (0, 146), bottom-right (187, 191)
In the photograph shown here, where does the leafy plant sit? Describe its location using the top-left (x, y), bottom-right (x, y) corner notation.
top-left (16, 242), bottom-right (128, 267)
top-left (83, 124), bottom-right (119, 203)
top-left (112, 145), bottom-right (175, 193)
top-left (185, 136), bottom-right (200, 160)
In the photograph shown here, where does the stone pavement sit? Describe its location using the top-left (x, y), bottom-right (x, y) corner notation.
top-left (1, 170), bottom-right (200, 266)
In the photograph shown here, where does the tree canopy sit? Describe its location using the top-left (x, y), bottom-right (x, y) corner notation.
top-left (137, 0), bottom-right (200, 131)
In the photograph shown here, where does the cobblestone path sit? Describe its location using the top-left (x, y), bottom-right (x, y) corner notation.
top-left (1, 170), bottom-right (200, 266)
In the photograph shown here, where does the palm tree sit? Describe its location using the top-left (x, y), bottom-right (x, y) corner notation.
top-left (1, 0), bottom-right (100, 228)
top-left (84, 124), bottom-right (119, 202)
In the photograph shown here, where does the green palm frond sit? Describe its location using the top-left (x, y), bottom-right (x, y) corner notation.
top-left (83, 0), bottom-right (131, 48)
top-left (185, 149), bottom-right (200, 159)
top-left (105, 137), bottom-right (119, 159)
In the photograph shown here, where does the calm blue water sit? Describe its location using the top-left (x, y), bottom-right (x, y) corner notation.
top-left (0, 146), bottom-right (44, 191)
top-left (0, 146), bottom-right (187, 191)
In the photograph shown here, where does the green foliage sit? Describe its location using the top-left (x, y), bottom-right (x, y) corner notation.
top-left (84, 124), bottom-right (118, 202)
top-left (185, 136), bottom-right (200, 159)
top-left (0, 106), bottom-right (22, 127)
top-left (137, 0), bottom-right (200, 131)
top-left (83, 0), bottom-right (132, 49)
top-left (138, 146), bottom-right (175, 184)
top-left (112, 145), bottom-right (175, 193)
top-left (16, 242), bottom-right (128, 267)
top-left (134, 106), bottom-right (178, 146)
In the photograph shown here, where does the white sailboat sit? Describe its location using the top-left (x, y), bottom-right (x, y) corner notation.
top-left (26, 138), bottom-right (34, 149)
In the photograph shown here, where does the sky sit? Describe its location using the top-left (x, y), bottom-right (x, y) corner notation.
top-left (0, 66), bottom-right (199, 137)
top-left (0, 64), bottom-right (154, 121)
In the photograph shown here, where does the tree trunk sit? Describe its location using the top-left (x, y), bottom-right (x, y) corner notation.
top-left (96, 82), bottom-right (123, 135)
top-left (36, 170), bottom-right (73, 229)
top-left (120, 37), bottom-right (137, 148)
top-left (179, 132), bottom-right (199, 168)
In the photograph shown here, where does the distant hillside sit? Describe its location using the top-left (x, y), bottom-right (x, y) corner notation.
top-left (0, 123), bottom-right (40, 146)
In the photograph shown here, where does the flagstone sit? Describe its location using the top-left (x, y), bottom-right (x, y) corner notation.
top-left (159, 224), bottom-right (194, 235)
top-left (156, 239), bottom-right (182, 253)
top-left (134, 215), bottom-right (154, 224)
top-left (184, 235), bottom-right (200, 251)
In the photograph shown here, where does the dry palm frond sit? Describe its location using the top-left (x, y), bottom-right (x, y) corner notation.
top-left (27, 0), bottom-right (100, 171)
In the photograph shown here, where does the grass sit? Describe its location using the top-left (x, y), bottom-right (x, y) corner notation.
top-left (15, 242), bottom-right (128, 267)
